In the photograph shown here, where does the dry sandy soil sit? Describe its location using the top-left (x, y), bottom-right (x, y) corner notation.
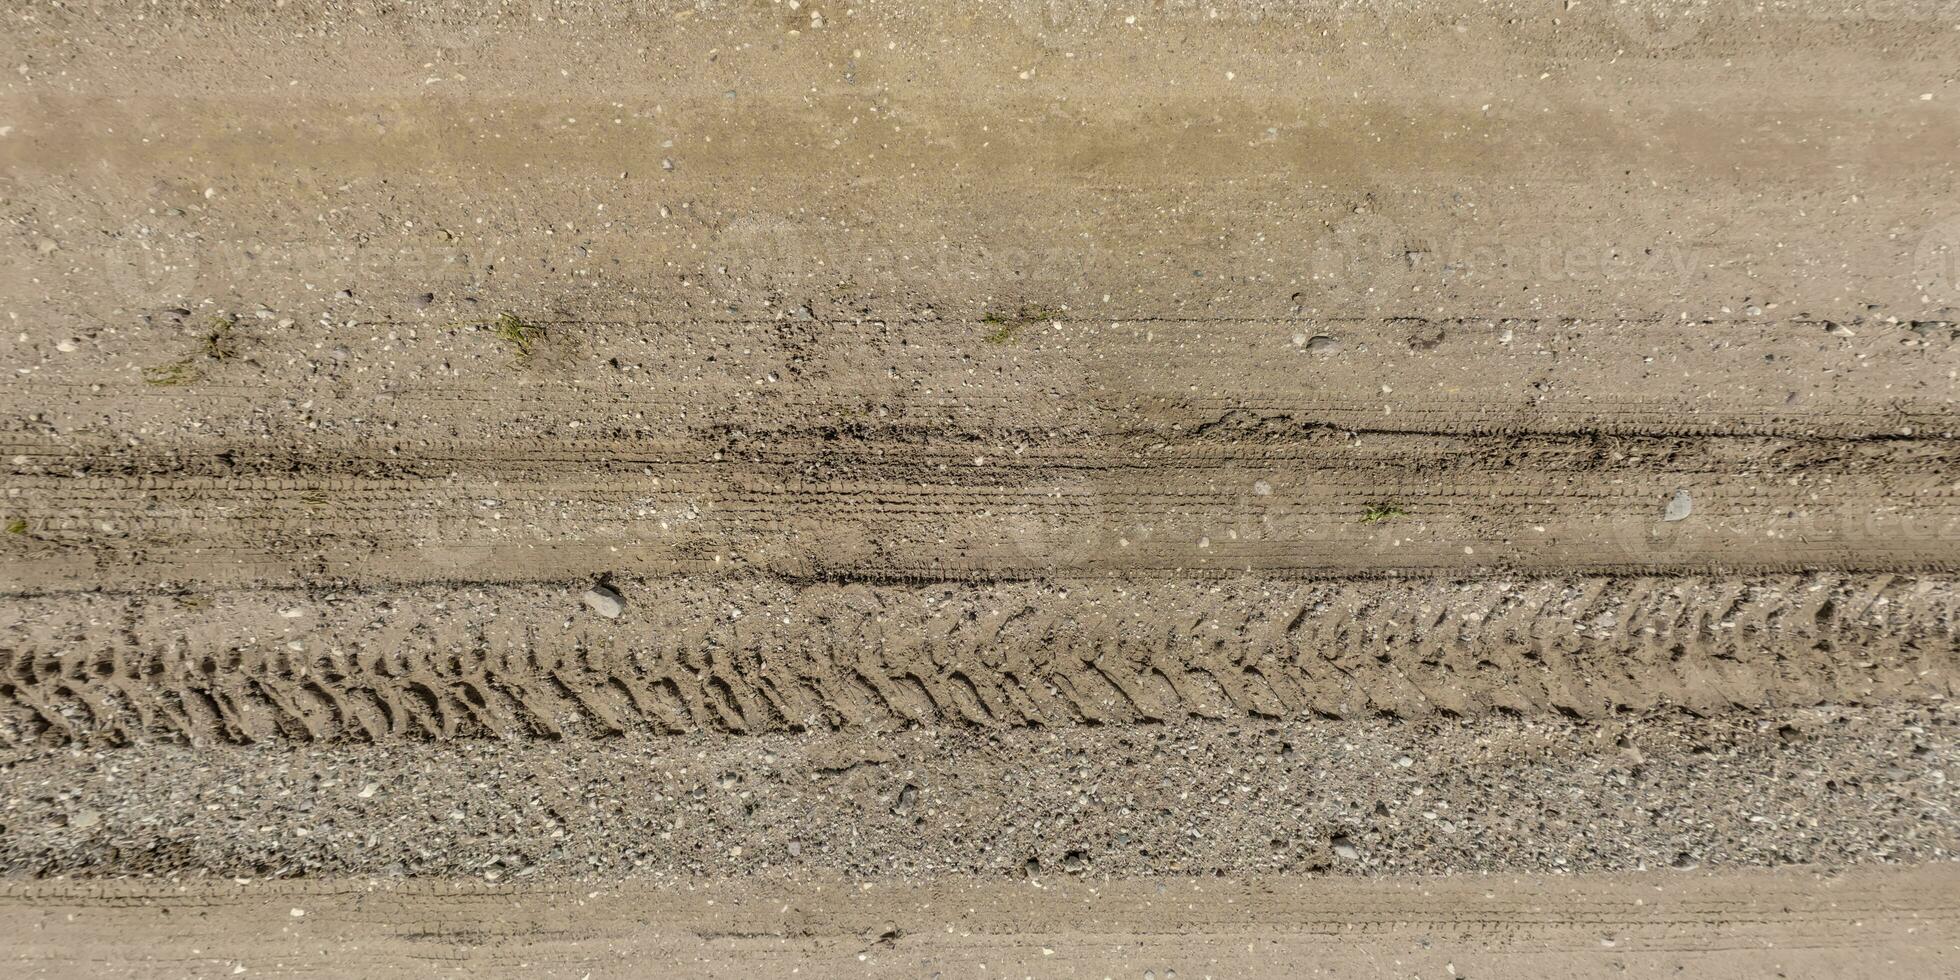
top-left (2, 0), bottom-right (1958, 975)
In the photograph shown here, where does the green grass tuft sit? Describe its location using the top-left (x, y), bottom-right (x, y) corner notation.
top-left (981, 304), bottom-right (1065, 345)
top-left (199, 318), bottom-right (242, 361)
top-left (1360, 503), bottom-right (1408, 524)
top-left (491, 312), bottom-right (548, 357)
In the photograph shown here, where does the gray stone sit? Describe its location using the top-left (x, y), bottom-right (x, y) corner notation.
top-left (582, 586), bottom-right (626, 618)
top-left (1663, 489), bottom-right (1693, 522)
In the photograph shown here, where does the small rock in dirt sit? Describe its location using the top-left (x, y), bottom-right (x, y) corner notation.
top-left (1305, 335), bottom-right (1342, 354)
top-left (1663, 489), bottom-right (1693, 522)
top-left (582, 585), bottom-right (626, 618)
top-left (1406, 323), bottom-right (1446, 350)
top-left (1331, 834), bottom-right (1360, 861)
top-left (415, 293), bottom-right (434, 307)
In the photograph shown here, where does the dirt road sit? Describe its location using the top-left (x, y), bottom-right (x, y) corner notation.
top-left (2, 0), bottom-right (1957, 975)
top-left (5, 867), bottom-right (1958, 979)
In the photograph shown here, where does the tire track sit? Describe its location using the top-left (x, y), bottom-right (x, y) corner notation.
top-left (3, 573), bottom-right (1952, 746)
top-left (4, 419), bottom-right (1954, 590)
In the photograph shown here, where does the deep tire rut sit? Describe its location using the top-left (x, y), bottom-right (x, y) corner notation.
top-left (4, 573), bottom-right (1952, 746)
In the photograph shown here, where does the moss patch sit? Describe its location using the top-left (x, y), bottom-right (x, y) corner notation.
top-left (491, 312), bottom-right (548, 358)
top-left (141, 360), bottom-right (202, 386)
top-left (981, 304), bottom-right (1065, 345)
